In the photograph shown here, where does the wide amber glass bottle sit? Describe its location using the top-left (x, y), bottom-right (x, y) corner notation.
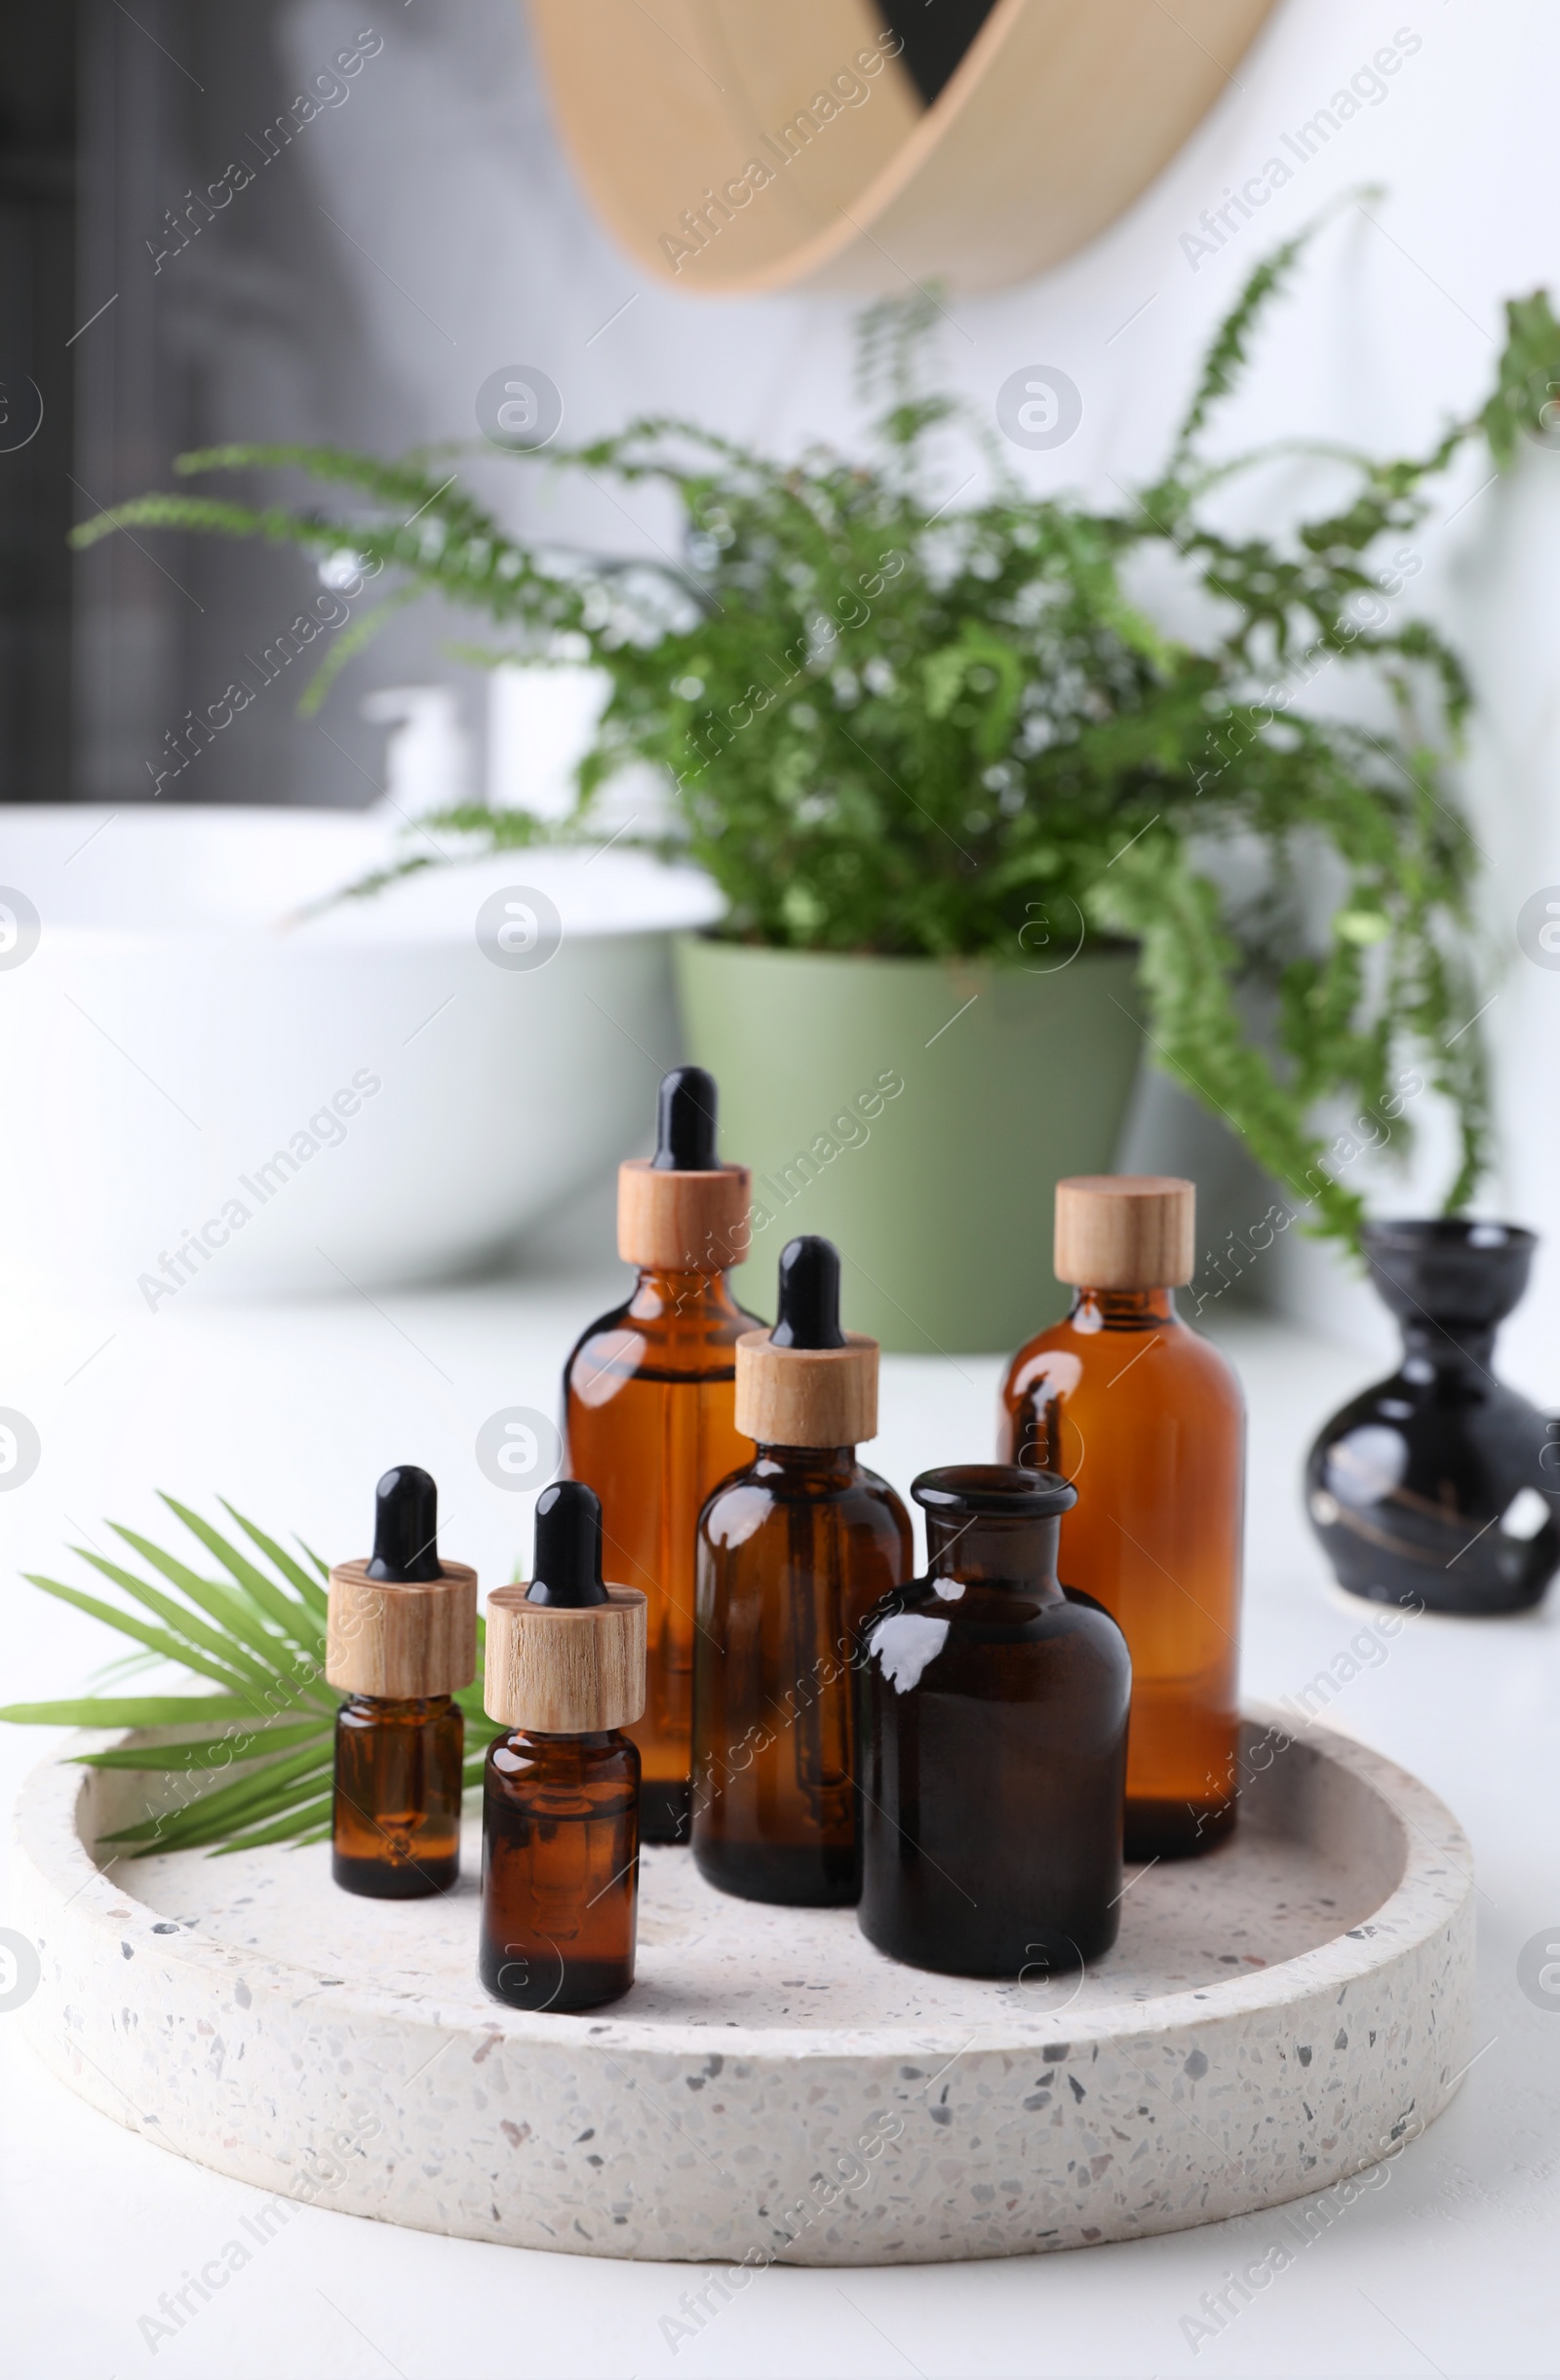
top-left (692, 1236), bottom-right (912, 1905)
top-left (565, 1067), bottom-right (760, 1844)
top-left (857, 1465), bottom-right (1130, 1978)
top-left (480, 1482), bottom-right (646, 2012)
top-left (326, 1465), bottom-right (477, 1899)
top-left (998, 1175), bottom-right (1244, 1858)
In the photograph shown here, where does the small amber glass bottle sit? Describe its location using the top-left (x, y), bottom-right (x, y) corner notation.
top-left (857, 1465), bottom-right (1130, 1978)
top-left (480, 1482), bottom-right (647, 2013)
top-left (997, 1175), bottom-right (1244, 1859)
top-left (327, 1465), bottom-right (477, 1898)
top-left (692, 1235), bottom-right (912, 1906)
top-left (564, 1067), bottom-right (761, 1845)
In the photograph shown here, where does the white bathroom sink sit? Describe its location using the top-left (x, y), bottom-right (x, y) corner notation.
top-left (0, 805), bottom-right (721, 1301)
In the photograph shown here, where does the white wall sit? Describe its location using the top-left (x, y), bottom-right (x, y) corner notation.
top-left (279, 0), bottom-right (1560, 1387)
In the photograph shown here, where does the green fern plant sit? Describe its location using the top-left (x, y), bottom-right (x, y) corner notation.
top-left (0, 1498), bottom-right (489, 1855)
top-left (71, 198), bottom-right (1560, 1246)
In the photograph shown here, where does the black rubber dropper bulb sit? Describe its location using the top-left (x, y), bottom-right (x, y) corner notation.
top-left (650, 1065), bottom-right (719, 1171)
top-left (770, 1234), bottom-right (847, 1350)
top-left (366, 1465), bottom-right (441, 1582)
top-left (526, 1480), bottom-right (610, 1607)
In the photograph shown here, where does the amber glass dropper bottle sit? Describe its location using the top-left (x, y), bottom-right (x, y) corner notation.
top-left (564, 1066), bottom-right (761, 1845)
top-left (997, 1176), bottom-right (1244, 1858)
top-left (480, 1482), bottom-right (647, 2013)
top-left (691, 1234), bottom-right (911, 1906)
top-left (327, 1465), bottom-right (477, 1897)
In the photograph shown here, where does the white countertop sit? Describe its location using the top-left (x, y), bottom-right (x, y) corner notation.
top-left (2, 1243), bottom-right (1556, 2379)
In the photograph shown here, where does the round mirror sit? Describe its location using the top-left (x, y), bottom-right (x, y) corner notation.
top-left (526, 0), bottom-right (1275, 295)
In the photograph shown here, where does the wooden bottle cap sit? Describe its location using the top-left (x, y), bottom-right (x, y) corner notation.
top-left (734, 1331), bottom-right (879, 1447)
top-left (617, 1159), bottom-right (751, 1270)
top-left (326, 1560), bottom-right (478, 1698)
top-left (1053, 1175), bottom-right (1196, 1289)
top-left (619, 1066), bottom-right (750, 1270)
top-left (483, 1583), bottom-right (647, 1734)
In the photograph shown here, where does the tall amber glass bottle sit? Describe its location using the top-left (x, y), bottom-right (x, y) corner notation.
top-left (565, 1067), bottom-right (761, 1844)
top-left (857, 1465), bottom-right (1130, 1977)
top-left (692, 1235), bottom-right (912, 1906)
top-left (326, 1465), bottom-right (477, 1898)
top-left (998, 1176), bottom-right (1244, 1858)
top-left (480, 1482), bottom-right (646, 2012)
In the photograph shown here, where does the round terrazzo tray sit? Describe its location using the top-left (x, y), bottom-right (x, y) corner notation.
top-left (12, 1705), bottom-right (1472, 2266)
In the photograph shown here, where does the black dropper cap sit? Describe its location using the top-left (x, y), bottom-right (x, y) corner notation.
top-left (650, 1065), bottom-right (719, 1171)
top-left (770, 1235), bottom-right (846, 1350)
top-left (366, 1464), bottom-right (441, 1582)
top-left (526, 1480), bottom-right (609, 1607)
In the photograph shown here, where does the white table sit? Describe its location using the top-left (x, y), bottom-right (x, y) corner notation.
top-left (2, 1241), bottom-right (1556, 2379)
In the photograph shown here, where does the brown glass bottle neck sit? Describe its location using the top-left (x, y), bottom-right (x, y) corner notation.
top-left (503, 1726), bottom-right (627, 1752)
top-left (924, 1509), bottom-right (1065, 1596)
top-left (1069, 1285), bottom-right (1179, 1327)
top-left (628, 1267), bottom-right (750, 1322)
top-left (753, 1443), bottom-right (857, 1481)
top-left (345, 1692), bottom-right (453, 1715)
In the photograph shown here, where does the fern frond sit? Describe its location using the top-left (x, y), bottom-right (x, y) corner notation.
top-left (1167, 185), bottom-right (1382, 468)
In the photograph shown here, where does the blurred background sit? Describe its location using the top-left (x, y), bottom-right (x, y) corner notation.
top-left (4, 0), bottom-right (1559, 1362)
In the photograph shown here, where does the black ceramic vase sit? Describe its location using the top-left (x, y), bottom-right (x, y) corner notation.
top-left (1306, 1220), bottom-right (1559, 1617)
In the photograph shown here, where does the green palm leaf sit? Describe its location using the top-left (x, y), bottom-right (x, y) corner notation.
top-left (220, 1795), bottom-right (336, 1854)
top-left (77, 1722), bottom-right (329, 1771)
top-left (216, 1503), bottom-right (332, 1619)
top-left (0, 1696), bottom-right (262, 1728)
top-left (22, 1573), bottom-right (270, 1695)
top-left (99, 1529), bottom-right (304, 1684)
top-left (1, 1496), bottom-right (387, 1855)
top-left (164, 1496), bottom-right (327, 1658)
top-left (101, 1739), bottom-right (337, 1851)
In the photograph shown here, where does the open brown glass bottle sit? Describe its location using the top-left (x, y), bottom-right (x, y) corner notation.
top-left (691, 1236), bottom-right (912, 1906)
top-left (327, 1465), bottom-right (477, 1898)
top-left (565, 1067), bottom-right (761, 1844)
top-left (480, 1482), bottom-right (646, 2012)
top-left (997, 1176), bottom-right (1244, 1858)
top-left (857, 1465), bottom-right (1130, 1978)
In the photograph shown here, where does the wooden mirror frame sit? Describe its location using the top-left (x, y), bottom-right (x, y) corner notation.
top-left (526, 0), bottom-right (1276, 297)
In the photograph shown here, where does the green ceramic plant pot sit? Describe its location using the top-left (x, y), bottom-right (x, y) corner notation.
top-left (675, 936), bottom-right (1145, 1354)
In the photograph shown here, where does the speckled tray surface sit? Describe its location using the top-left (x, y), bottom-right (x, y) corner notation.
top-left (14, 1705), bottom-right (1473, 2265)
top-left (121, 1800), bottom-right (1363, 2029)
